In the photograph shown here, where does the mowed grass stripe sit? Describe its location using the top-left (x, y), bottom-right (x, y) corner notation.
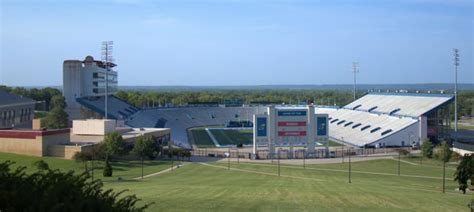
top-left (110, 163), bottom-right (469, 211)
top-left (200, 162), bottom-right (326, 182)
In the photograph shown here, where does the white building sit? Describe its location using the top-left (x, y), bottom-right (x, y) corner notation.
top-left (63, 56), bottom-right (118, 120)
top-left (63, 55), bottom-right (117, 108)
top-left (318, 93), bottom-right (454, 148)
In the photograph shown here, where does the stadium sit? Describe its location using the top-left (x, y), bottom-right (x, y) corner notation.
top-left (63, 57), bottom-right (455, 158)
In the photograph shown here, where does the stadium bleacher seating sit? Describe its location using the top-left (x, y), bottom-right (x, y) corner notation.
top-left (77, 95), bottom-right (140, 120)
top-left (126, 106), bottom-right (266, 148)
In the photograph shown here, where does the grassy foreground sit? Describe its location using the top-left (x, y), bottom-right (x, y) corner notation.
top-left (0, 152), bottom-right (472, 211)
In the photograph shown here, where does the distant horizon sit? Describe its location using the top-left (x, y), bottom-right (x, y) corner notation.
top-left (6, 82), bottom-right (473, 91)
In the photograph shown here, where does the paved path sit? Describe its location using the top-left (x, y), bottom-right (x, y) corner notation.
top-left (191, 152), bottom-right (399, 165)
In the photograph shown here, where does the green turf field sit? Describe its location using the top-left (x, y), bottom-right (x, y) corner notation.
top-left (1, 152), bottom-right (472, 211)
top-left (190, 127), bottom-right (216, 148)
top-left (209, 128), bottom-right (253, 146)
top-left (193, 127), bottom-right (344, 148)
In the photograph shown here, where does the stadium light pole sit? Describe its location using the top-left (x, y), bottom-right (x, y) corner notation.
top-left (352, 62), bottom-right (359, 101)
top-left (453, 48), bottom-right (459, 145)
top-left (101, 41), bottom-right (113, 120)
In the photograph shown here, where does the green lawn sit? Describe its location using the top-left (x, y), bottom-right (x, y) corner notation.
top-left (209, 129), bottom-right (253, 146)
top-left (1, 152), bottom-right (472, 211)
top-left (0, 152), bottom-right (173, 182)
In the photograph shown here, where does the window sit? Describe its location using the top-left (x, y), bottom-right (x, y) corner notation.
top-left (353, 104), bottom-right (362, 110)
top-left (328, 117), bottom-right (332, 120)
top-left (337, 120), bottom-right (346, 125)
top-left (330, 119), bottom-right (339, 123)
top-left (381, 129), bottom-right (393, 136)
top-left (370, 127), bottom-right (381, 133)
top-left (352, 123), bottom-right (362, 129)
top-left (344, 121), bottom-right (353, 127)
top-left (389, 108), bottom-right (401, 115)
top-left (361, 125), bottom-right (371, 131)
top-left (368, 106), bottom-right (378, 112)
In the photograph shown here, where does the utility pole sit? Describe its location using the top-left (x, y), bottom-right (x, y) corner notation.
top-left (352, 62), bottom-right (359, 100)
top-left (228, 148), bottom-right (230, 170)
top-left (278, 149), bottom-right (281, 177)
top-left (348, 149), bottom-right (352, 183)
top-left (101, 41), bottom-right (114, 120)
top-left (398, 151), bottom-right (401, 176)
top-left (442, 145), bottom-right (446, 193)
top-left (237, 148), bottom-right (239, 165)
top-left (303, 149), bottom-right (306, 169)
top-left (453, 48), bottom-right (459, 144)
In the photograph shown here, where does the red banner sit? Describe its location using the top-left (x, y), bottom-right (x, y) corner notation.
top-left (278, 131), bottom-right (307, 136)
top-left (278, 121), bottom-right (307, 127)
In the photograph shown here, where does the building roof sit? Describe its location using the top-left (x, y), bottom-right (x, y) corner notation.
top-left (0, 91), bottom-right (35, 107)
top-left (318, 93), bottom-right (454, 147)
top-left (343, 93), bottom-right (453, 117)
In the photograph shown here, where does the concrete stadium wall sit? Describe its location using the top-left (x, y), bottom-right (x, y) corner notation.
top-left (371, 122), bottom-right (420, 147)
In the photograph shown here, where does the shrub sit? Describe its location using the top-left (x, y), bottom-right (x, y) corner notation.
top-left (421, 139), bottom-right (434, 158)
top-left (0, 160), bottom-right (150, 211)
top-left (433, 141), bottom-right (452, 162)
top-left (103, 159), bottom-right (113, 177)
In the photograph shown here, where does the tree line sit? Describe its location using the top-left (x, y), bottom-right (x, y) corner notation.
top-left (115, 90), bottom-right (357, 107)
top-left (0, 85), bottom-right (61, 110)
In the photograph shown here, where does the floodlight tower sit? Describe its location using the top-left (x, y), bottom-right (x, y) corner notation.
top-left (101, 41), bottom-right (114, 120)
top-left (453, 48), bottom-right (459, 143)
top-left (352, 62), bottom-right (359, 100)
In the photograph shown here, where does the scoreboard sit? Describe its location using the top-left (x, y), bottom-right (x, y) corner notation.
top-left (253, 105), bottom-right (329, 157)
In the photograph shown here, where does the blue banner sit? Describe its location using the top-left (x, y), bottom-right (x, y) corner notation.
top-left (256, 117), bottom-right (267, 137)
top-left (277, 111), bottom-right (307, 116)
top-left (316, 117), bottom-right (327, 136)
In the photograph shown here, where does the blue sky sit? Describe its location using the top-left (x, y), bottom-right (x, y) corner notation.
top-left (1, 0), bottom-right (473, 86)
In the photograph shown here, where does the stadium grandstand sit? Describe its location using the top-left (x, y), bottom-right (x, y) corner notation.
top-left (126, 107), bottom-right (266, 148)
top-left (317, 93), bottom-right (454, 148)
top-left (76, 96), bottom-right (140, 120)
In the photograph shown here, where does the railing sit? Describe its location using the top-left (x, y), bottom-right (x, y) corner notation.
top-left (453, 141), bottom-right (474, 151)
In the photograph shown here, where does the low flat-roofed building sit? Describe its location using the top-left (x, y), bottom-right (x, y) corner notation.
top-left (0, 91), bottom-right (35, 129)
top-left (0, 119), bottom-right (171, 159)
top-left (0, 128), bottom-right (71, 157)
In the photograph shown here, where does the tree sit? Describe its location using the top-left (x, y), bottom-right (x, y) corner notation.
top-left (104, 132), bottom-right (128, 158)
top-left (102, 132), bottom-right (128, 177)
top-left (103, 159), bottom-right (113, 177)
top-left (132, 136), bottom-right (156, 179)
top-left (50, 95), bottom-right (66, 109)
top-left (33, 160), bottom-right (49, 171)
top-left (0, 160), bottom-right (150, 211)
top-left (433, 141), bottom-right (452, 162)
top-left (41, 95), bottom-right (68, 129)
top-left (421, 139), bottom-right (434, 158)
top-left (73, 151), bottom-right (92, 173)
top-left (454, 154), bottom-right (474, 194)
